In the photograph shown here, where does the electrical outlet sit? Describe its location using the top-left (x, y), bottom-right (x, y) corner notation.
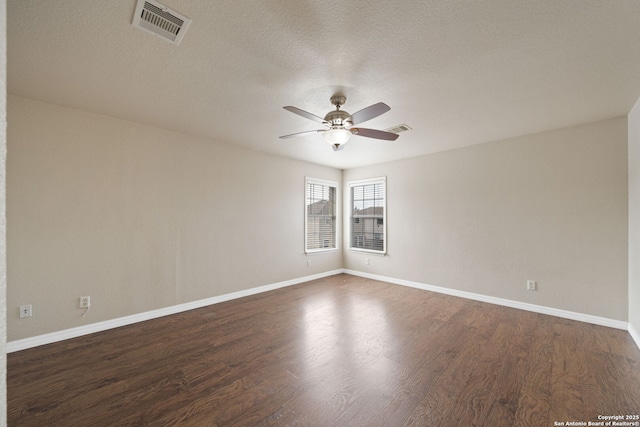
top-left (365, 258), bottom-right (370, 265)
top-left (20, 304), bottom-right (32, 319)
top-left (307, 259), bottom-right (311, 267)
top-left (79, 296), bottom-right (91, 308)
top-left (527, 280), bottom-right (537, 291)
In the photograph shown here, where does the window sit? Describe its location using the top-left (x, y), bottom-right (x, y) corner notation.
top-left (349, 177), bottom-right (386, 254)
top-left (305, 178), bottom-right (337, 253)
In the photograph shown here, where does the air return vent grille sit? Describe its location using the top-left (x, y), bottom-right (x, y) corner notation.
top-left (385, 124), bottom-right (412, 134)
top-left (132, 0), bottom-right (191, 45)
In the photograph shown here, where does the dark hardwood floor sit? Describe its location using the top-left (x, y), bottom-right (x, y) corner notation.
top-left (7, 274), bottom-right (640, 426)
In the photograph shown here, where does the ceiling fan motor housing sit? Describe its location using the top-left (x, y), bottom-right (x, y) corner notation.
top-left (325, 95), bottom-right (351, 127)
top-left (324, 109), bottom-right (351, 127)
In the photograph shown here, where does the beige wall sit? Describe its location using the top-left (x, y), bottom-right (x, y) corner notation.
top-left (7, 95), bottom-right (342, 341)
top-left (1, 0), bottom-right (7, 422)
top-left (344, 117), bottom-right (629, 321)
top-left (629, 98), bottom-right (640, 338)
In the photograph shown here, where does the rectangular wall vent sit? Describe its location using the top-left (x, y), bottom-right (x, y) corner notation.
top-left (385, 124), bottom-right (412, 134)
top-left (132, 0), bottom-right (191, 45)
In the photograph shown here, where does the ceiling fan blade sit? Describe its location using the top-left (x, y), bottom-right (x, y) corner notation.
top-left (351, 127), bottom-right (399, 141)
top-left (347, 102), bottom-right (390, 125)
top-left (283, 106), bottom-right (327, 124)
top-left (279, 129), bottom-right (324, 139)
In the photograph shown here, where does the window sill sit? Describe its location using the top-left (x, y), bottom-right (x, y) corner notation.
top-left (305, 248), bottom-right (340, 255)
top-left (348, 247), bottom-right (386, 256)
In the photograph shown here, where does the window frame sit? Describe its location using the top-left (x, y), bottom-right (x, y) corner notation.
top-left (305, 177), bottom-right (339, 254)
top-left (348, 176), bottom-right (387, 255)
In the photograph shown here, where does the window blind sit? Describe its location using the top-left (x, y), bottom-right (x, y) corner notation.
top-left (350, 177), bottom-right (386, 253)
top-left (305, 178), bottom-right (337, 252)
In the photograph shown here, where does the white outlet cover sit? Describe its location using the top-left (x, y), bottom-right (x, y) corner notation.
top-left (19, 304), bottom-right (32, 318)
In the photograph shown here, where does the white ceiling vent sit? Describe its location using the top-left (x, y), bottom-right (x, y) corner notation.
top-left (385, 124), bottom-right (412, 134)
top-left (132, 0), bottom-right (191, 45)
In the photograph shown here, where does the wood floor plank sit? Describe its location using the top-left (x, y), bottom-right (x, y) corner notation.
top-left (8, 274), bottom-right (640, 426)
top-left (513, 314), bottom-right (554, 426)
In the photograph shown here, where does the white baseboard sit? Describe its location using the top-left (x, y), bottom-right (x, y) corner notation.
top-left (6, 269), bottom-right (344, 353)
top-left (630, 322), bottom-right (640, 350)
top-left (344, 269), bottom-right (630, 331)
top-left (7, 268), bottom-right (637, 353)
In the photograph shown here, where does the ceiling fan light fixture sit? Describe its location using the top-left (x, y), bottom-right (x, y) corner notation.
top-left (323, 127), bottom-right (351, 147)
top-left (281, 95), bottom-right (397, 150)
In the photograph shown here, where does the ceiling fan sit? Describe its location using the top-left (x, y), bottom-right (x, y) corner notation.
top-left (280, 95), bottom-right (399, 151)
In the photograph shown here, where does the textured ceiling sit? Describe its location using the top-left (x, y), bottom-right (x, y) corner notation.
top-left (8, 0), bottom-right (640, 169)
